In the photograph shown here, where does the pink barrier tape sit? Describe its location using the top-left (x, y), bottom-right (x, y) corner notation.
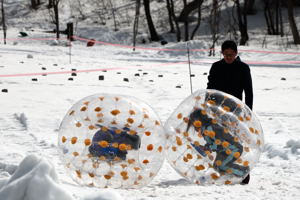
top-left (247, 60), bottom-right (300, 64)
top-left (0, 61), bottom-right (189, 78)
top-left (193, 60), bottom-right (300, 65)
top-left (73, 35), bottom-right (300, 55)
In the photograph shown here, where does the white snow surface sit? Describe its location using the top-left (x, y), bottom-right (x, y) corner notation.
top-left (1, 3), bottom-right (300, 198)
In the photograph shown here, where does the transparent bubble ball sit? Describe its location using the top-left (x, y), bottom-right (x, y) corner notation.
top-left (164, 89), bottom-right (264, 185)
top-left (58, 94), bottom-right (165, 188)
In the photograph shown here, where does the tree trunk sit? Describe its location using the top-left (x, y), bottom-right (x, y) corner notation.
top-left (287, 0), bottom-right (300, 44)
top-left (143, 0), bottom-right (159, 41)
top-left (108, 0), bottom-right (118, 31)
top-left (263, 0), bottom-right (284, 35)
top-left (133, 0), bottom-right (141, 50)
top-left (1, 0), bottom-right (6, 45)
top-left (48, 0), bottom-right (53, 8)
top-left (275, 0), bottom-right (279, 34)
top-left (263, 0), bottom-right (271, 34)
top-left (267, 4), bottom-right (275, 34)
top-left (166, 0), bottom-right (175, 33)
top-left (245, 0), bottom-right (255, 15)
top-left (191, 0), bottom-right (203, 40)
top-left (54, 0), bottom-right (60, 39)
top-left (178, 0), bottom-right (203, 22)
top-left (236, 0), bottom-right (249, 45)
top-left (31, 0), bottom-right (38, 9)
top-left (183, 0), bottom-right (189, 41)
top-left (170, 0), bottom-right (181, 41)
top-left (279, 1), bottom-right (284, 37)
top-left (209, 0), bottom-right (220, 56)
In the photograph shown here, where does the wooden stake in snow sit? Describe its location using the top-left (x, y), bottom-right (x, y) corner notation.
top-left (99, 75), bottom-right (104, 80)
top-left (66, 22), bottom-right (74, 64)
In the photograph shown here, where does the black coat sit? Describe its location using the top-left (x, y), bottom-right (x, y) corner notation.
top-left (207, 57), bottom-right (253, 109)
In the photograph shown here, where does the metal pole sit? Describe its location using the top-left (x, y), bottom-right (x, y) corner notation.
top-left (186, 41), bottom-right (193, 94)
top-left (69, 38), bottom-right (71, 64)
top-left (67, 23), bottom-right (72, 64)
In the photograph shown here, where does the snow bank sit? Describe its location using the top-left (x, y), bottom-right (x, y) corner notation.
top-left (263, 139), bottom-right (300, 160)
top-left (157, 40), bottom-right (211, 57)
top-left (13, 113), bottom-right (28, 130)
top-left (0, 154), bottom-right (74, 200)
top-left (0, 162), bottom-right (18, 175)
top-left (285, 139), bottom-right (300, 154)
top-left (263, 144), bottom-right (289, 160)
top-left (0, 155), bottom-right (124, 200)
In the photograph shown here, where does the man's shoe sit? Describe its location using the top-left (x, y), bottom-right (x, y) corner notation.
top-left (241, 174), bottom-right (250, 185)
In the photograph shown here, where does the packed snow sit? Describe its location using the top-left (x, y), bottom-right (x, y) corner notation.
top-left (0, 28), bottom-right (300, 200)
top-left (1, 1), bottom-right (300, 199)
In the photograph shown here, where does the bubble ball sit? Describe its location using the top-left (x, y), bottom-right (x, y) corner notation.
top-left (164, 89), bottom-right (264, 185)
top-left (58, 94), bottom-right (165, 188)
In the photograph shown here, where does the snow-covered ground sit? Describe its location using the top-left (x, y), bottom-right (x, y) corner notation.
top-left (0, 27), bottom-right (300, 200)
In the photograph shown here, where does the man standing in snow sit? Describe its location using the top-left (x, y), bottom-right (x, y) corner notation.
top-left (207, 40), bottom-right (253, 184)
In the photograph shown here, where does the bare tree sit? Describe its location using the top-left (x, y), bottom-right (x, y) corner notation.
top-left (168, 0), bottom-right (181, 41)
top-left (90, 0), bottom-right (108, 25)
top-left (166, 0), bottom-right (175, 33)
top-left (191, 0), bottom-right (204, 40)
top-left (245, 0), bottom-right (256, 14)
top-left (31, 0), bottom-right (41, 9)
top-left (178, 0), bottom-right (203, 22)
top-left (224, 1), bottom-right (239, 41)
top-left (133, 0), bottom-right (141, 50)
top-left (183, 0), bottom-right (189, 41)
top-left (209, 0), bottom-right (222, 56)
top-left (75, 0), bottom-right (86, 20)
top-left (1, 0), bottom-right (6, 44)
top-left (143, 0), bottom-right (159, 41)
top-left (287, 0), bottom-right (300, 44)
top-left (277, 0), bottom-right (284, 37)
top-left (107, 0), bottom-right (119, 31)
top-left (48, 0), bottom-right (53, 8)
top-left (235, 0), bottom-right (249, 45)
top-left (53, 0), bottom-right (60, 39)
top-left (263, 0), bottom-right (274, 34)
top-left (263, 0), bottom-right (283, 36)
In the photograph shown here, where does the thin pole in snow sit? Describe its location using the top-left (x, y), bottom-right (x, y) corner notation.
top-left (69, 39), bottom-right (72, 64)
top-left (186, 41), bottom-right (193, 94)
top-left (67, 22), bottom-right (73, 64)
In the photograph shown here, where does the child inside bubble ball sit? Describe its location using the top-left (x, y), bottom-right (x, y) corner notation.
top-left (88, 125), bottom-right (141, 162)
top-left (187, 106), bottom-right (250, 178)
